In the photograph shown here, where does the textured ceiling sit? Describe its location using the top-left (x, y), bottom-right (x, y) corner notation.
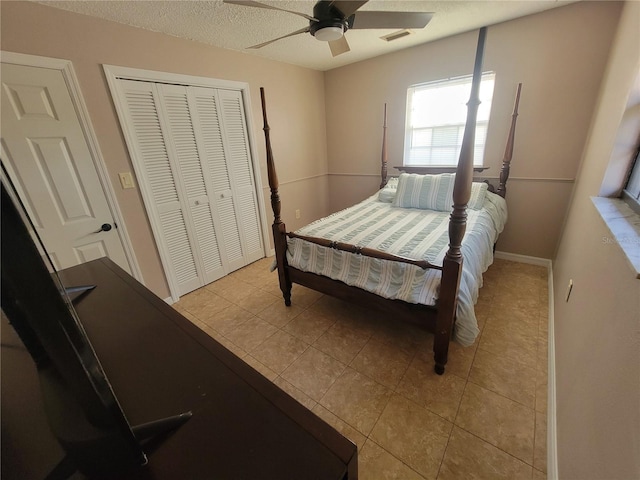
top-left (37, 0), bottom-right (577, 71)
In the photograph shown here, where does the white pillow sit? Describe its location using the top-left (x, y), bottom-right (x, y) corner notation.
top-left (468, 182), bottom-right (489, 210)
top-left (378, 177), bottom-right (398, 203)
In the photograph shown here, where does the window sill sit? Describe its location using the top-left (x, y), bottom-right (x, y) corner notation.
top-left (591, 196), bottom-right (640, 279)
top-left (395, 165), bottom-right (490, 174)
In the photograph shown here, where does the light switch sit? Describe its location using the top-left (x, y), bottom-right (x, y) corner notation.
top-left (119, 172), bottom-right (135, 189)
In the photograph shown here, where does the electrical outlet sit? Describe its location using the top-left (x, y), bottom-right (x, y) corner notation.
top-left (565, 279), bottom-right (573, 302)
top-left (295, 209), bottom-right (301, 219)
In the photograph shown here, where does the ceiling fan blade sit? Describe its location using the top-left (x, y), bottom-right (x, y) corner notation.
top-left (224, 0), bottom-right (317, 22)
top-left (330, 0), bottom-right (368, 18)
top-left (329, 36), bottom-right (350, 57)
top-left (351, 11), bottom-right (433, 30)
top-left (248, 27), bottom-right (310, 49)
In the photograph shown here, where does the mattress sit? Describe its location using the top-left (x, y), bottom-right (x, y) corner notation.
top-left (286, 189), bottom-right (507, 346)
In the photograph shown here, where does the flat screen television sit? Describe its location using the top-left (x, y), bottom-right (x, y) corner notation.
top-left (0, 167), bottom-right (191, 479)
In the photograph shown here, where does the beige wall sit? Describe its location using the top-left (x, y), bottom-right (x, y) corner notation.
top-left (0, 1), bottom-right (328, 299)
top-left (324, 1), bottom-right (622, 259)
top-left (552, 1), bottom-right (640, 478)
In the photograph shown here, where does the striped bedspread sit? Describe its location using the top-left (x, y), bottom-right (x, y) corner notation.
top-left (286, 190), bottom-right (507, 346)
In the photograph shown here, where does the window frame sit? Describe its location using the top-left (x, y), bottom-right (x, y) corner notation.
top-left (403, 72), bottom-right (496, 167)
top-left (621, 141), bottom-right (640, 215)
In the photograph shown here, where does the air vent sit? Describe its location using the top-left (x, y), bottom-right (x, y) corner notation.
top-left (381, 29), bottom-right (413, 42)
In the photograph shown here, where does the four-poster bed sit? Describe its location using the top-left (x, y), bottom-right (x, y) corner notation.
top-left (260, 27), bottom-right (521, 374)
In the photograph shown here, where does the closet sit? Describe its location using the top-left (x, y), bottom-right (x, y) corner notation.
top-left (108, 72), bottom-right (265, 299)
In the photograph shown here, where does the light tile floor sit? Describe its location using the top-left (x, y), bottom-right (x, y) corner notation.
top-left (173, 257), bottom-right (548, 480)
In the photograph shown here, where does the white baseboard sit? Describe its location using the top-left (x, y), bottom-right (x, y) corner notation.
top-left (494, 250), bottom-right (552, 268)
top-left (495, 250), bottom-right (557, 478)
top-left (547, 264), bottom-right (558, 480)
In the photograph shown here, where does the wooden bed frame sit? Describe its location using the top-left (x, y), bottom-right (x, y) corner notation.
top-left (260, 27), bottom-right (522, 374)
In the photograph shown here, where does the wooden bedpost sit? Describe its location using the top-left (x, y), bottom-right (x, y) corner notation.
top-left (260, 87), bottom-right (292, 306)
top-left (496, 82), bottom-right (522, 198)
top-left (380, 103), bottom-right (388, 189)
top-left (434, 27), bottom-right (487, 375)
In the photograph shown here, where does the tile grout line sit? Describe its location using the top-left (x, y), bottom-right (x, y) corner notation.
top-left (453, 424), bottom-right (538, 469)
top-left (364, 436), bottom-right (429, 480)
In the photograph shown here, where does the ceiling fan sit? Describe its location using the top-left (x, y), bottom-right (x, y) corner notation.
top-left (223, 0), bottom-right (433, 57)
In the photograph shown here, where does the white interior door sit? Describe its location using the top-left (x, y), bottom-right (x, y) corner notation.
top-left (1, 62), bottom-right (130, 271)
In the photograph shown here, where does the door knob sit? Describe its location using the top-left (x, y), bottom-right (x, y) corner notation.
top-left (95, 223), bottom-right (113, 233)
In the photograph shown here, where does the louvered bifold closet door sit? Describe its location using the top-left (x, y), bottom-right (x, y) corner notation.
top-left (156, 84), bottom-right (225, 286)
top-left (190, 87), bottom-right (263, 272)
top-left (118, 80), bottom-right (202, 295)
top-left (217, 89), bottom-right (264, 266)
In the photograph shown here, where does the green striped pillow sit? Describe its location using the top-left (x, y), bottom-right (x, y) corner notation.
top-left (392, 173), bottom-right (488, 211)
top-left (392, 173), bottom-right (455, 211)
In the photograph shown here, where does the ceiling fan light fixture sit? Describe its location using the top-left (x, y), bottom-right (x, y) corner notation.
top-left (314, 25), bottom-right (344, 42)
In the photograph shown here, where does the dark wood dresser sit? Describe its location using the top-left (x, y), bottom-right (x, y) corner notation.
top-left (1, 257), bottom-right (357, 480)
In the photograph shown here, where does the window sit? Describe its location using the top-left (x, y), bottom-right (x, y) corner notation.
top-left (404, 72), bottom-right (496, 166)
top-left (622, 142), bottom-right (640, 214)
